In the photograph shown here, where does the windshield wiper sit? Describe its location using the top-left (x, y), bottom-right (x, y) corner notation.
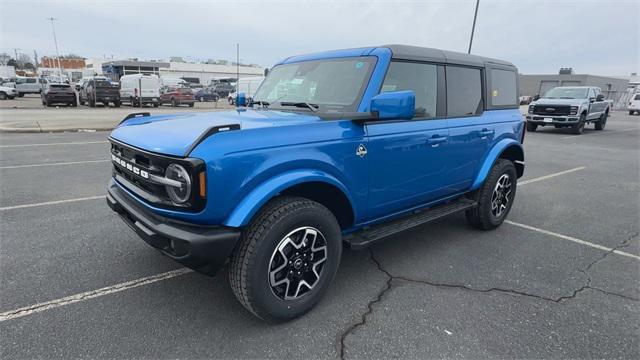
top-left (280, 102), bottom-right (319, 112)
top-left (249, 99), bottom-right (270, 108)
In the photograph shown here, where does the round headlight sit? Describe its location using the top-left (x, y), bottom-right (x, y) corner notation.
top-left (165, 163), bottom-right (191, 204)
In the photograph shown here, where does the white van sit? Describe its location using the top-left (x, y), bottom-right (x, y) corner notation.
top-left (120, 74), bottom-right (161, 107)
top-left (14, 76), bottom-right (46, 96)
top-left (228, 76), bottom-right (265, 105)
top-left (160, 77), bottom-right (188, 88)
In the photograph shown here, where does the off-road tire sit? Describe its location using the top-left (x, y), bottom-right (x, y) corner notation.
top-left (595, 111), bottom-right (607, 130)
top-left (229, 196), bottom-right (342, 322)
top-left (526, 122), bottom-right (537, 132)
top-left (466, 159), bottom-right (517, 230)
top-left (571, 114), bottom-right (586, 135)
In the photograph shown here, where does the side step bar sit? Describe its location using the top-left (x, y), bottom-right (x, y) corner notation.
top-left (345, 198), bottom-right (477, 250)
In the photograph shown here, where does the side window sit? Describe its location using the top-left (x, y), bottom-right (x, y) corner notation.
top-left (446, 66), bottom-right (482, 117)
top-left (489, 69), bottom-right (517, 107)
top-left (588, 88), bottom-right (596, 99)
top-left (381, 61), bottom-right (438, 118)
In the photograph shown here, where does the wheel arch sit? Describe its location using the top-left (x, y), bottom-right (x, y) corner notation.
top-left (223, 169), bottom-right (356, 229)
top-left (471, 139), bottom-right (524, 190)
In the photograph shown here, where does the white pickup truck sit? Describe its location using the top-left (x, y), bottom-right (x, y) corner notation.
top-left (526, 86), bottom-right (612, 135)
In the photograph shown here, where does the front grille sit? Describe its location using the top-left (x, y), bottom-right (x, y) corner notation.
top-left (533, 105), bottom-right (570, 116)
top-left (109, 139), bottom-right (206, 211)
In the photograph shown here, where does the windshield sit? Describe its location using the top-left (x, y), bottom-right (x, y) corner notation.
top-left (252, 56), bottom-right (376, 112)
top-left (543, 87), bottom-right (588, 99)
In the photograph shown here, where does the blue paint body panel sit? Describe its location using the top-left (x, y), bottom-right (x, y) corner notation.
top-left (109, 45), bottom-right (524, 235)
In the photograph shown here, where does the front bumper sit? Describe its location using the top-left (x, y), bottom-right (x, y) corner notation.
top-left (526, 114), bottom-right (580, 125)
top-left (106, 179), bottom-right (241, 276)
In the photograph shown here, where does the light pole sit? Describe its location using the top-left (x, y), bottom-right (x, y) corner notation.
top-left (47, 17), bottom-right (63, 76)
top-left (468, 0), bottom-right (480, 54)
top-left (13, 48), bottom-right (21, 69)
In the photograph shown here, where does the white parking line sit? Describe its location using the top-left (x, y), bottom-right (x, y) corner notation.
top-left (518, 166), bottom-right (586, 186)
top-left (560, 127), bottom-right (639, 140)
top-left (0, 195), bottom-right (106, 211)
top-left (505, 220), bottom-right (640, 261)
top-left (0, 159), bottom-right (109, 169)
top-left (0, 141), bottom-right (108, 148)
top-left (0, 268), bottom-right (193, 322)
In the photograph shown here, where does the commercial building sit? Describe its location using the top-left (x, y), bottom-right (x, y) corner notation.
top-left (87, 58), bottom-right (264, 84)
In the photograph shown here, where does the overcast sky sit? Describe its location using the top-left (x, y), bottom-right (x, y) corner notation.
top-left (0, 0), bottom-right (638, 75)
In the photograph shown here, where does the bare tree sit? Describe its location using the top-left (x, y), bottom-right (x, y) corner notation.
top-left (0, 53), bottom-right (11, 65)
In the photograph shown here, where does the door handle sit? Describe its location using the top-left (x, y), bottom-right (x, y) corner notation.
top-left (427, 135), bottom-right (448, 147)
top-left (479, 128), bottom-right (494, 138)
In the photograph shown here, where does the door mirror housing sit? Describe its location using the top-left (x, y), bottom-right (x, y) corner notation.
top-left (370, 90), bottom-right (416, 120)
top-left (236, 92), bottom-right (247, 107)
top-left (596, 94), bottom-right (605, 102)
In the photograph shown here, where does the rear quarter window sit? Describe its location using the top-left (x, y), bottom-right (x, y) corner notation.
top-left (489, 69), bottom-right (517, 107)
top-left (446, 66), bottom-right (483, 117)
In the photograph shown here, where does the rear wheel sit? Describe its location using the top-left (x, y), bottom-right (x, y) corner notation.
top-left (0, 92), bottom-right (7, 100)
top-left (630, 110), bottom-right (635, 116)
top-left (114, 100), bottom-right (121, 108)
top-left (595, 112), bottom-right (607, 130)
top-left (71, 99), bottom-right (77, 107)
top-left (229, 196), bottom-right (342, 322)
top-left (466, 159), bottom-right (517, 230)
top-left (526, 122), bottom-right (537, 132)
top-left (171, 98), bottom-right (178, 107)
top-left (188, 102), bottom-right (194, 107)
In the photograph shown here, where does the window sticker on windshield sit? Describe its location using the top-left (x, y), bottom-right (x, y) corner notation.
top-left (492, 90), bottom-right (499, 97)
top-left (355, 61), bottom-right (364, 69)
top-left (290, 78), bottom-right (304, 85)
top-left (381, 85), bottom-right (397, 92)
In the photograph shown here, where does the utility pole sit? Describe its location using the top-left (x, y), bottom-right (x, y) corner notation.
top-left (47, 17), bottom-right (63, 76)
top-left (468, 0), bottom-right (480, 54)
top-left (236, 43), bottom-right (239, 84)
top-left (33, 50), bottom-right (38, 71)
top-left (13, 48), bottom-right (21, 69)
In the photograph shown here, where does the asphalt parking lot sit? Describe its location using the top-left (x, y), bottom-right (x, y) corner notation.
top-left (0, 111), bottom-right (638, 359)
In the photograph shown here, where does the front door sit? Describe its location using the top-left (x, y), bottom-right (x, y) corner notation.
top-left (364, 61), bottom-right (449, 220)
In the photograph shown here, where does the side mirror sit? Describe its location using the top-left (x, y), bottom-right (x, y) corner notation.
top-left (589, 97), bottom-right (595, 103)
top-left (370, 90), bottom-right (415, 120)
top-left (596, 94), bottom-right (605, 102)
top-left (236, 92), bottom-right (247, 107)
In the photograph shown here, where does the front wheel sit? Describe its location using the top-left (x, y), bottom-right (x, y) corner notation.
top-left (466, 159), bottom-right (517, 230)
top-left (526, 122), bottom-right (537, 132)
top-left (571, 114), bottom-right (586, 135)
top-left (0, 92), bottom-right (6, 100)
top-left (171, 98), bottom-right (178, 107)
top-left (630, 110), bottom-right (636, 116)
top-left (595, 112), bottom-right (607, 130)
top-left (229, 196), bottom-right (342, 322)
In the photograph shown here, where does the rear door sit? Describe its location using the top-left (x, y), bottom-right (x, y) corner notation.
top-left (444, 65), bottom-right (490, 193)
top-left (365, 61), bottom-right (450, 220)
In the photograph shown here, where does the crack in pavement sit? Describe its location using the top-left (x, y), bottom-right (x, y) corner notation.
top-left (337, 232), bottom-right (639, 359)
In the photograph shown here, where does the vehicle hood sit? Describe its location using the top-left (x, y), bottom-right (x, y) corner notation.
top-left (109, 109), bottom-right (323, 157)
top-left (532, 98), bottom-right (587, 106)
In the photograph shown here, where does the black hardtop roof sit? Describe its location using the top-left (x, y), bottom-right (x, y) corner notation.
top-left (383, 44), bottom-right (516, 69)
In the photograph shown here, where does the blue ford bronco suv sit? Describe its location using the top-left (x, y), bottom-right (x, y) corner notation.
top-left (106, 45), bottom-right (524, 322)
